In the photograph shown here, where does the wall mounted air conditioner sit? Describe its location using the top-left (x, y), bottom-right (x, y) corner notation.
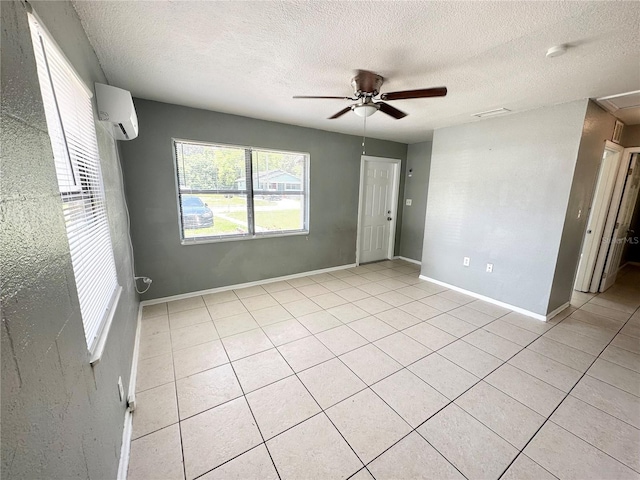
top-left (95, 83), bottom-right (138, 140)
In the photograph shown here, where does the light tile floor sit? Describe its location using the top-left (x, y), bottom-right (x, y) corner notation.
top-left (129, 261), bottom-right (640, 480)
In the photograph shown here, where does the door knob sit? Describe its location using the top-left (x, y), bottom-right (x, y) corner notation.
top-left (587, 229), bottom-right (592, 234)
top-left (387, 217), bottom-right (392, 221)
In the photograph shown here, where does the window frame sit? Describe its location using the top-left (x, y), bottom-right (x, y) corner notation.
top-left (172, 138), bottom-right (310, 244)
top-left (28, 11), bottom-right (121, 362)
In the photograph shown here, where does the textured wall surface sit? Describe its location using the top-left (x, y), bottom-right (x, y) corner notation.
top-left (119, 99), bottom-right (407, 300)
top-left (399, 141), bottom-right (432, 261)
top-left (422, 101), bottom-right (587, 315)
top-left (621, 124), bottom-right (640, 148)
top-left (547, 101), bottom-right (616, 311)
top-left (1, 1), bottom-right (138, 478)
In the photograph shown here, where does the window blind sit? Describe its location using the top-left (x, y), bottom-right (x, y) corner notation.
top-left (29, 13), bottom-right (120, 353)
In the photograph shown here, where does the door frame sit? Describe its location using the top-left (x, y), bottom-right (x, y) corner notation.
top-left (356, 155), bottom-right (402, 266)
top-left (591, 147), bottom-right (640, 291)
top-left (574, 140), bottom-right (625, 291)
top-left (599, 147), bottom-right (640, 291)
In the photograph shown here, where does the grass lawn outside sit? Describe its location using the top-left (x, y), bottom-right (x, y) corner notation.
top-left (194, 193), bottom-right (271, 208)
top-left (227, 209), bottom-right (303, 231)
top-left (184, 216), bottom-right (247, 238)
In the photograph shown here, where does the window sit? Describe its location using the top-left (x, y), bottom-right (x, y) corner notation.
top-left (174, 140), bottom-right (309, 242)
top-left (29, 13), bottom-right (120, 355)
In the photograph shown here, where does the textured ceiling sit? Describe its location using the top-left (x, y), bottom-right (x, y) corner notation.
top-left (72, 1), bottom-right (640, 143)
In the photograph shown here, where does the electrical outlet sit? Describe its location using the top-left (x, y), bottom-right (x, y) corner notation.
top-left (463, 257), bottom-right (470, 267)
top-left (117, 376), bottom-right (124, 402)
top-left (405, 199), bottom-right (412, 206)
top-left (486, 263), bottom-right (493, 273)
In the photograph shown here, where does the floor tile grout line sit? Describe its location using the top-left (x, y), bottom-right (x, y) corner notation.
top-left (494, 303), bottom-right (640, 480)
top-left (190, 443), bottom-right (272, 480)
top-left (595, 351), bottom-right (640, 375)
top-left (546, 418), bottom-right (640, 474)
top-left (606, 334), bottom-right (640, 355)
top-left (248, 320), bottom-right (370, 477)
top-left (197, 312), bottom-right (283, 480)
top-left (582, 369), bottom-right (640, 399)
top-left (202, 274), bottom-right (423, 479)
top-left (137, 262), bottom-right (635, 479)
top-left (321, 339), bottom-right (476, 478)
top-left (166, 320), bottom-right (188, 480)
top-left (397, 307), bottom-right (599, 474)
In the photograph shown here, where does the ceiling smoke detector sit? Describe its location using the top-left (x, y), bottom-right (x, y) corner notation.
top-left (546, 45), bottom-right (567, 58)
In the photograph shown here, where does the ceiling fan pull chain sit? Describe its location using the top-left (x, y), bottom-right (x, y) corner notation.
top-left (362, 113), bottom-right (367, 155)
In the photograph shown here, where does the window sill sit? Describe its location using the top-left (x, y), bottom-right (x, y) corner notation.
top-left (89, 285), bottom-right (123, 367)
top-left (180, 230), bottom-right (309, 246)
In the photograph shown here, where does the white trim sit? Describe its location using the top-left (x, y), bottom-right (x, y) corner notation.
top-left (546, 302), bottom-right (572, 321)
top-left (117, 408), bottom-right (133, 480)
top-left (140, 263), bottom-right (356, 306)
top-left (419, 275), bottom-right (550, 321)
top-left (397, 256), bottom-right (422, 266)
top-left (117, 303), bottom-right (142, 480)
top-left (356, 156), bottom-right (402, 265)
top-left (89, 286), bottom-right (123, 366)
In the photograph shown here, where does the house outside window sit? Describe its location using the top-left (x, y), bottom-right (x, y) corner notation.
top-left (174, 140), bottom-right (309, 242)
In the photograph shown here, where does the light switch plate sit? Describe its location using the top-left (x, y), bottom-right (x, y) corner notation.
top-left (406, 199), bottom-right (412, 206)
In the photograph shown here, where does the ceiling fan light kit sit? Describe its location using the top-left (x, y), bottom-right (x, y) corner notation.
top-left (353, 103), bottom-right (379, 117)
top-left (293, 69), bottom-right (447, 120)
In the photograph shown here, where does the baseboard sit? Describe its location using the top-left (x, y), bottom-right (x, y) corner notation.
top-left (546, 302), bottom-right (571, 321)
top-left (140, 263), bottom-right (357, 306)
top-left (397, 256), bottom-right (421, 266)
top-left (628, 261), bottom-right (640, 267)
top-left (117, 304), bottom-right (142, 480)
top-left (419, 275), bottom-right (547, 322)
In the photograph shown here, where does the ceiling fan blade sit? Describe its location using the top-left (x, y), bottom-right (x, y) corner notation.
top-left (328, 106), bottom-right (353, 119)
top-left (381, 87), bottom-right (447, 101)
top-left (377, 102), bottom-right (407, 119)
top-left (293, 95), bottom-right (352, 100)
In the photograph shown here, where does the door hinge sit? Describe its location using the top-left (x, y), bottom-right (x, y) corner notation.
top-left (628, 168), bottom-right (633, 176)
top-left (615, 222), bottom-right (620, 229)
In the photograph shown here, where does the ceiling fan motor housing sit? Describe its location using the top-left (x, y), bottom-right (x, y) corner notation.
top-left (351, 71), bottom-right (384, 97)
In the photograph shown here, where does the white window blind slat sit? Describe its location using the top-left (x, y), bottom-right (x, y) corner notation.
top-left (29, 13), bottom-right (120, 353)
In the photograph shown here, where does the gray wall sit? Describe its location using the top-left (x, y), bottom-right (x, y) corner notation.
top-left (1, 1), bottom-right (138, 478)
top-left (422, 100), bottom-right (588, 315)
top-left (548, 102), bottom-right (617, 311)
top-left (119, 99), bottom-right (407, 300)
top-left (399, 141), bottom-right (432, 262)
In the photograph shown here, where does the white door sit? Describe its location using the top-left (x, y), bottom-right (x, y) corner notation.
top-left (358, 158), bottom-right (399, 264)
top-left (601, 153), bottom-right (640, 291)
top-left (574, 142), bottom-right (624, 292)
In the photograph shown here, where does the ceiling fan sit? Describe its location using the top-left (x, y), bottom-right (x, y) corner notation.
top-left (293, 70), bottom-right (447, 120)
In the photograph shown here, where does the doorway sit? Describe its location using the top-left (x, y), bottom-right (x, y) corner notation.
top-left (600, 150), bottom-right (640, 290)
top-left (575, 143), bottom-right (639, 292)
top-left (356, 156), bottom-right (401, 264)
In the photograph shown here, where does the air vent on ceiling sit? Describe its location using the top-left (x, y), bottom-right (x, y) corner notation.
top-left (472, 108), bottom-right (511, 118)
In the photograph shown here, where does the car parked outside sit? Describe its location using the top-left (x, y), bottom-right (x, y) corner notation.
top-left (181, 195), bottom-right (214, 229)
